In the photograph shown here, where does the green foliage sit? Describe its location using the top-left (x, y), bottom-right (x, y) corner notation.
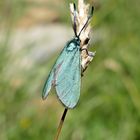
top-left (0, 0), bottom-right (140, 140)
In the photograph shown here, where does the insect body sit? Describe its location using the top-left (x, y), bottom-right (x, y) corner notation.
top-left (42, 4), bottom-right (94, 109)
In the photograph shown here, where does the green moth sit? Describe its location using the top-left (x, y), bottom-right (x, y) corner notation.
top-left (42, 4), bottom-right (94, 109)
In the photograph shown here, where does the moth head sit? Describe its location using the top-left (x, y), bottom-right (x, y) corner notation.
top-left (74, 36), bottom-right (80, 46)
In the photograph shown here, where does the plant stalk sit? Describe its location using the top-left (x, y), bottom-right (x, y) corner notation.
top-left (54, 108), bottom-right (68, 140)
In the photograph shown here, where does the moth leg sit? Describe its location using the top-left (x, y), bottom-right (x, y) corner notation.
top-left (81, 49), bottom-right (96, 74)
top-left (80, 48), bottom-right (92, 57)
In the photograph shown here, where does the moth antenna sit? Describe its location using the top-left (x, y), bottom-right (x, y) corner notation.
top-left (78, 6), bottom-right (94, 37)
top-left (73, 3), bottom-right (78, 37)
top-left (90, 6), bottom-right (94, 18)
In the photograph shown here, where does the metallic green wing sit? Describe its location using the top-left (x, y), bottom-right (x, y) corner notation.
top-left (42, 39), bottom-right (81, 109)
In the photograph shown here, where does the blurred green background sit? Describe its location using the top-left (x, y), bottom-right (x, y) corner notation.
top-left (0, 0), bottom-right (140, 140)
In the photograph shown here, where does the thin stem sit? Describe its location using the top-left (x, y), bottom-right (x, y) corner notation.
top-left (54, 108), bottom-right (68, 140)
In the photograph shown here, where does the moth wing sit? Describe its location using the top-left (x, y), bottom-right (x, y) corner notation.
top-left (55, 42), bottom-right (81, 109)
top-left (42, 46), bottom-right (67, 99)
top-left (42, 41), bottom-right (81, 109)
